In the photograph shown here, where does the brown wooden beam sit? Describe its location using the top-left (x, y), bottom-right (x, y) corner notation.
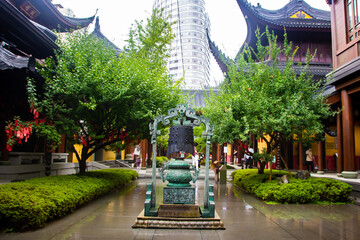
top-left (336, 76), bottom-right (360, 91)
top-left (326, 93), bottom-right (341, 105)
top-left (348, 85), bottom-right (360, 95)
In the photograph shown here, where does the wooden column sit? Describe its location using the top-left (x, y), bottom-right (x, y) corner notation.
top-left (141, 139), bottom-right (147, 168)
top-left (212, 142), bottom-right (218, 162)
top-left (341, 90), bottom-right (355, 171)
top-left (299, 142), bottom-right (304, 170)
top-left (231, 143), bottom-right (235, 164)
top-left (318, 141), bottom-right (324, 172)
top-left (58, 134), bottom-right (66, 153)
top-left (237, 142), bottom-right (241, 165)
top-left (147, 138), bottom-right (152, 167)
top-left (337, 113), bottom-right (343, 174)
top-left (217, 144), bottom-right (221, 163)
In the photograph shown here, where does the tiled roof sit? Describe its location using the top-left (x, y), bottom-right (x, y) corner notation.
top-left (236, 0), bottom-right (331, 29)
top-left (0, 0), bottom-right (59, 59)
top-left (0, 46), bottom-right (35, 71)
top-left (13, 0), bottom-right (95, 32)
top-left (207, 30), bottom-right (231, 74)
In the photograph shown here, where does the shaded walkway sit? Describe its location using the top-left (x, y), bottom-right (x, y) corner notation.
top-left (1, 179), bottom-right (360, 240)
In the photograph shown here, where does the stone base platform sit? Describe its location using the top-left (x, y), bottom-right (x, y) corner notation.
top-left (132, 209), bottom-right (225, 230)
top-left (158, 204), bottom-right (200, 218)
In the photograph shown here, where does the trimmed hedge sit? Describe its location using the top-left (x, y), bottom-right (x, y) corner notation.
top-left (0, 169), bottom-right (138, 231)
top-left (156, 156), bottom-right (169, 167)
top-left (231, 169), bottom-right (352, 204)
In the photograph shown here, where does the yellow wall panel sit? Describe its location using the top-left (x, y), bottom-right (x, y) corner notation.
top-left (102, 150), bottom-right (116, 161)
top-left (355, 123), bottom-right (360, 156)
top-left (71, 144), bottom-right (93, 163)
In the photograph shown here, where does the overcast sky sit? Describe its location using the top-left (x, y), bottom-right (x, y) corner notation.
top-left (53, 0), bottom-right (330, 84)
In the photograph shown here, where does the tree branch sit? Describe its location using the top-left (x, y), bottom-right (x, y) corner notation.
top-left (87, 137), bottom-right (124, 156)
top-left (71, 145), bottom-right (81, 162)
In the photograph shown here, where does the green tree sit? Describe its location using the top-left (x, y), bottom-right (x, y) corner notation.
top-left (205, 28), bottom-right (335, 174)
top-left (27, 9), bottom-right (182, 173)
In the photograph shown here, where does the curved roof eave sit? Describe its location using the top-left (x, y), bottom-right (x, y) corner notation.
top-left (237, 0), bottom-right (331, 30)
top-left (90, 17), bottom-right (122, 55)
top-left (236, 0), bottom-right (330, 21)
top-left (0, 0), bottom-right (59, 59)
top-left (42, 0), bottom-right (96, 32)
top-left (15, 0), bottom-right (96, 32)
top-left (207, 30), bottom-right (232, 73)
top-left (235, 0), bottom-right (331, 57)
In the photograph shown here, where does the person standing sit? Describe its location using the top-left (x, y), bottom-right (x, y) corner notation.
top-left (244, 148), bottom-right (254, 169)
top-left (305, 148), bottom-right (314, 172)
top-left (213, 160), bottom-right (220, 182)
top-left (133, 145), bottom-right (141, 167)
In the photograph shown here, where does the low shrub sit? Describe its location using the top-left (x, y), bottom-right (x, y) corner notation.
top-left (232, 169), bottom-right (352, 204)
top-left (156, 157), bottom-right (163, 167)
top-left (225, 165), bottom-right (235, 169)
top-left (156, 156), bottom-right (169, 167)
top-left (0, 169), bottom-right (138, 231)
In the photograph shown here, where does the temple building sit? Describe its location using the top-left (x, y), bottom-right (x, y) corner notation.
top-left (209, 0), bottom-right (339, 171)
top-left (152, 0), bottom-right (211, 90)
top-left (324, 0), bottom-right (360, 178)
top-left (0, 0), bottom-right (95, 178)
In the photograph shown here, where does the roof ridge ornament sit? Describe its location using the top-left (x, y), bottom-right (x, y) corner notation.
top-left (290, 10), bottom-right (313, 19)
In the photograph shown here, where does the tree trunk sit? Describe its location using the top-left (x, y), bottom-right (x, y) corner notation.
top-left (258, 161), bottom-right (266, 174)
top-left (79, 147), bottom-right (90, 174)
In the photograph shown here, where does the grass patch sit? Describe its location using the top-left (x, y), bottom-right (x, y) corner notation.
top-left (232, 169), bottom-right (352, 204)
top-left (0, 169), bottom-right (138, 231)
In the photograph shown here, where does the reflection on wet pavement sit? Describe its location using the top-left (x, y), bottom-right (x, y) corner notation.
top-left (1, 179), bottom-right (359, 240)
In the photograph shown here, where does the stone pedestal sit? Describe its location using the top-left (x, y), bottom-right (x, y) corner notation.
top-left (163, 186), bottom-right (195, 204)
top-left (342, 171), bottom-right (358, 179)
top-left (219, 166), bottom-right (227, 184)
top-left (158, 204), bottom-right (200, 218)
top-left (132, 209), bottom-right (225, 229)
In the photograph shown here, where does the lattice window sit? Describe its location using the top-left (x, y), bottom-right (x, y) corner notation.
top-left (346, 0), bottom-right (360, 42)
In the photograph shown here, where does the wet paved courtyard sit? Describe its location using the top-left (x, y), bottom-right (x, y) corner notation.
top-left (1, 178), bottom-right (360, 240)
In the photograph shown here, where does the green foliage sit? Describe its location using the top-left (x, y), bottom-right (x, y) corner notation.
top-left (157, 127), bottom-right (170, 150)
top-left (252, 148), bottom-right (273, 163)
top-left (156, 156), bottom-right (169, 167)
top-left (204, 90), bottom-right (248, 144)
top-left (225, 165), bottom-right (235, 169)
top-left (193, 125), bottom-right (206, 153)
top-left (0, 169), bottom-right (138, 231)
top-left (205, 27), bottom-right (336, 155)
top-left (232, 169), bottom-right (352, 204)
top-left (28, 9), bottom-right (183, 173)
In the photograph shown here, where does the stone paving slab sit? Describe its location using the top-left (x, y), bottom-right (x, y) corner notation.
top-left (1, 179), bottom-right (360, 240)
